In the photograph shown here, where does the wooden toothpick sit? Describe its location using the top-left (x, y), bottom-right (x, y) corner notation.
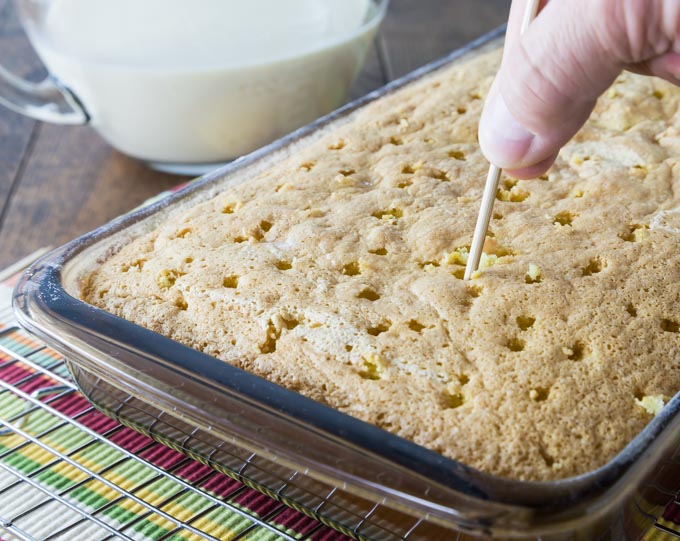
top-left (464, 0), bottom-right (540, 281)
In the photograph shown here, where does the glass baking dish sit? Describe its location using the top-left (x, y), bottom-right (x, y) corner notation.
top-left (12, 26), bottom-right (680, 540)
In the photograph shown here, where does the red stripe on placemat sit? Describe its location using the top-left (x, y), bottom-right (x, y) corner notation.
top-left (663, 497), bottom-right (680, 522)
top-left (139, 442), bottom-right (186, 469)
top-left (198, 472), bottom-right (243, 499)
top-left (274, 507), bottom-right (331, 536)
top-left (233, 489), bottom-right (281, 518)
top-left (49, 393), bottom-right (92, 417)
top-left (107, 426), bottom-right (155, 453)
top-left (0, 363), bottom-right (36, 384)
top-left (75, 408), bottom-right (120, 435)
top-left (174, 461), bottom-right (214, 483)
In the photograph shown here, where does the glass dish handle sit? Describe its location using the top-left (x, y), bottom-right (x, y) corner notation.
top-left (0, 64), bottom-right (88, 124)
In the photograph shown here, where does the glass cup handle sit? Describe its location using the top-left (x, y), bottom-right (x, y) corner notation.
top-left (0, 64), bottom-right (89, 125)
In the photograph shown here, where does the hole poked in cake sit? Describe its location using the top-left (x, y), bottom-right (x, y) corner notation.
top-left (259, 315), bottom-right (299, 355)
top-left (432, 170), bottom-right (451, 182)
top-left (338, 168), bottom-right (356, 177)
top-left (328, 139), bottom-right (346, 150)
top-left (525, 264), bottom-right (543, 284)
top-left (538, 447), bottom-right (555, 467)
top-left (342, 261), bottom-right (361, 276)
top-left (121, 258), bottom-right (146, 272)
top-left (222, 275), bottom-right (239, 289)
top-left (221, 200), bottom-right (243, 214)
top-left (368, 247), bottom-right (388, 256)
top-left (468, 284), bottom-right (483, 298)
top-left (367, 321), bottom-right (391, 336)
top-left (389, 136), bottom-right (404, 146)
top-left (448, 149), bottom-right (466, 161)
top-left (529, 387), bottom-right (550, 402)
top-left (581, 258), bottom-right (605, 276)
top-left (626, 303), bottom-right (637, 317)
top-left (563, 342), bottom-right (585, 361)
top-left (358, 353), bottom-right (385, 380)
top-left (554, 211), bottom-right (576, 226)
top-left (445, 246), bottom-right (469, 266)
top-left (372, 208), bottom-right (403, 221)
top-left (174, 295), bottom-right (188, 311)
top-left (452, 268), bottom-right (466, 280)
top-left (173, 227), bottom-right (192, 239)
top-left (408, 319), bottom-right (425, 333)
top-left (516, 315), bottom-right (535, 331)
top-left (281, 316), bottom-right (300, 330)
top-left (357, 287), bottom-right (381, 301)
top-left (419, 260), bottom-right (441, 271)
top-left (507, 337), bottom-right (526, 352)
top-left (402, 164), bottom-right (418, 175)
top-left (619, 223), bottom-right (648, 242)
top-left (497, 186), bottom-right (530, 203)
top-left (570, 154), bottom-right (591, 166)
top-left (276, 260), bottom-right (292, 271)
top-left (661, 319), bottom-right (679, 333)
top-left (634, 392), bottom-right (666, 415)
top-left (630, 164), bottom-right (648, 178)
top-left (250, 220), bottom-right (273, 241)
top-left (442, 391), bottom-right (464, 409)
top-left (157, 269), bottom-right (185, 289)
top-left (456, 106), bottom-right (467, 115)
top-left (259, 320), bottom-right (279, 354)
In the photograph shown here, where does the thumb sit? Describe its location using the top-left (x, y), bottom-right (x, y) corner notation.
top-left (478, 0), bottom-right (673, 178)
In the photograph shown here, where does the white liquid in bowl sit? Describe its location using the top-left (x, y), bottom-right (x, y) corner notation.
top-left (25, 0), bottom-right (378, 165)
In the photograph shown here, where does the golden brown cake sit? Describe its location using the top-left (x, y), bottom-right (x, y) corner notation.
top-left (82, 50), bottom-right (680, 481)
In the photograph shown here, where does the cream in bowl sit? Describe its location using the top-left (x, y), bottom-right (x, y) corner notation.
top-left (4, 0), bottom-right (388, 173)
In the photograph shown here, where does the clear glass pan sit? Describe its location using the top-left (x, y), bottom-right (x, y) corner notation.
top-left (12, 26), bottom-right (680, 539)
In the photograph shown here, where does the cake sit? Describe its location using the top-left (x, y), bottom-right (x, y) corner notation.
top-left (82, 49), bottom-right (680, 481)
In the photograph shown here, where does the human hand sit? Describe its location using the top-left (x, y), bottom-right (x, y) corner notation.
top-left (478, 0), bottom-right (680, 179)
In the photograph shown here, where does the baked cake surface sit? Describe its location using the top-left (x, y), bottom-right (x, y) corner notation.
top-left (82, 50), bottom-right (680, 481)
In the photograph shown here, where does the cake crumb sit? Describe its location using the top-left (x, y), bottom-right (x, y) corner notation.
top-left (635, 395), bottom-right (666, 416)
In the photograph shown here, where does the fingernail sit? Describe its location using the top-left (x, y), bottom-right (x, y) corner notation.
top-left (479, 90), bottom-right (535, 168)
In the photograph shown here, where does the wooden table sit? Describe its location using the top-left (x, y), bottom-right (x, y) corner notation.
top-left (0, 0), bottom-right (510, 268)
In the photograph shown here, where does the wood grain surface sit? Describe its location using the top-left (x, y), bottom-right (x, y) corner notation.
top-left (0, 0), bottom-right (510, 268)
